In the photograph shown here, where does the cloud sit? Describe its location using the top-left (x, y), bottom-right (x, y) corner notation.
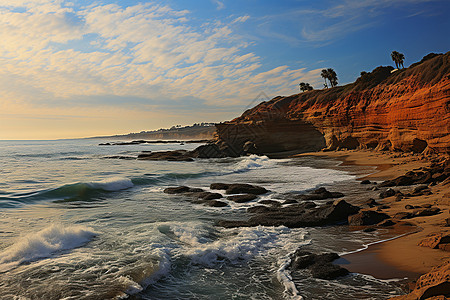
top-left (256, 0), bottom-right (443, 44)
top-left (0, 0), bottom-right (323, 115)
top-left (212, 0), bottom-right (225, 10)
top-left (232, 15), bottom-right (250, 24)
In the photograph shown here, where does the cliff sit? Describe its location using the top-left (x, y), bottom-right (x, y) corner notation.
top-left (215, 52), bottom-right (450, 156)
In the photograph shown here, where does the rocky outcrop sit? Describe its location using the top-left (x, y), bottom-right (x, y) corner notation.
top-left (289, 250), bottom-right (349, 280)
top-left (210, 183), bottom-right (269, 195)
top-left (348, 210), bottom-right (390, 226)
top-left (218, 199), bottom-right (360, 228)
top-left (213, 52), bottom-right (450, 156)
top-left (418, 233), bottom-right (450, 249)
top-left (389, 261), bottom-right (450, 300)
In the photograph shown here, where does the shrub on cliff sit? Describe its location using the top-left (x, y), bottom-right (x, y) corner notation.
top-left (353, 66), bottom-right (394, 91)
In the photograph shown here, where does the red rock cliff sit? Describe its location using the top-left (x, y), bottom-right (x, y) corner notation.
top-left (216, 52), bottom-right (450, 155)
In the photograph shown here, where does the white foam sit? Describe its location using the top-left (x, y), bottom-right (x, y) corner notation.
top-left (232, 155), bottom-right (276, 173)
top-left (0, 224), bottom-right (97, 272)
top-left (89, 177), bottom-right (134, 191)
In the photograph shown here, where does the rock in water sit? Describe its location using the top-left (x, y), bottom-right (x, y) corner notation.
top-left (289, 250), bottom-right (349, 280)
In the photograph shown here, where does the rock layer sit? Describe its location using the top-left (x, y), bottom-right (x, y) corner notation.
top-left (214, 52), bottom-right (450, 156)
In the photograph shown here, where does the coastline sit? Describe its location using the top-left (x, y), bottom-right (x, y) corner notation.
top-left (296, 150), bottom-right (450, 283)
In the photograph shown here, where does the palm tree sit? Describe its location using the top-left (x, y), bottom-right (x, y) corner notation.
top-left (321, 69), bottom-right (329, 88)
top-left (327, 68), bottom-right (338, 87)
top-left (391, 51), bottom-right (405, 69)
top-left (397, 52), bottom-right (405, 68)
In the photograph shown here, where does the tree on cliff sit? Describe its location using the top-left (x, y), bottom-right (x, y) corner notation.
top-left (299, 82), bottom-right (313, 92)
top-left (321, 68), bottom-right (338, 88)
top-left (391, 51), bottom-right (405, 69)
top-left (327, 68), bottom-right (338, 87)
top-left (321, 69), bottom-right (329, 88)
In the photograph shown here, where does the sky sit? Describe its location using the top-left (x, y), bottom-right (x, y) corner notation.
top-left (0, 0), bottom-right (449, 139)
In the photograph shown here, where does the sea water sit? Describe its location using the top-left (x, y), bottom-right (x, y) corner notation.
top-left (0, 139), bottom-right (406, 299)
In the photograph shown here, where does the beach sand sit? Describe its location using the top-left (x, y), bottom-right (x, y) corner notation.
top-left (297, 150), bottom-right (450, 281)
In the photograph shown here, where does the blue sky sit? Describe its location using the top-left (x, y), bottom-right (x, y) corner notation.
top-left (0, 0), bottom-right (448, 139)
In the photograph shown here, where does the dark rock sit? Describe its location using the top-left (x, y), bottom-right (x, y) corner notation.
top-left (413, 207), bottom-right (441, 217)
top-left (348, 210), bottom-right (390, 226)
top-left (188, 188), bottom-right (205, 193)
top-left (405, 204), bottom-right (415, 209)
top-left (363, 227), bottom-right (377, 232)
top-left (164, 186), bottom-right (191, 194)
top-left (227, 194), bottom-right (257, 203)
top-left (310, 263), bottom-right (349, 280)
top-left (379, 205), bottom-right (391, 209)
top-left (360, 179), bottom-right (371, 184)
top-left (210, 183), bottom-right (230, 190)
top-left (297, 187), bottom-right (345, 201)
top-left (380, 188), bottom-right (396, 199)
top-left (250, 199), bottom-right (359, 227)
top-left (225, 184), bottom-right (268, 195)
top-left (258, 200), bottom-right (281, 207)
top-left (197, 192), bottom-right (223, 200)
top-left (289, 251), bottom-right (348, 280)
top-left (138, 150), bottom-right (194, 161)
top-left (207, 200), bottom-right (228, 207)
top-left (247, 205), bottom-right (271, 214)
top-left (366, 198), bottom-right (379, 207)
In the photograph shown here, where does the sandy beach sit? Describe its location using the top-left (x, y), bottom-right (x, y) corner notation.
top-left (298, 150), bottom-right (450, 289)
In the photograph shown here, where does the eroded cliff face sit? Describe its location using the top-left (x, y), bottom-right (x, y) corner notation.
top-left (216, 52), bottom-right (450, 155)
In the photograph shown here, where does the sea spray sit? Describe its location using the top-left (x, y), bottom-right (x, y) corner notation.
top-left (0, 224), bottom-right (97, 272)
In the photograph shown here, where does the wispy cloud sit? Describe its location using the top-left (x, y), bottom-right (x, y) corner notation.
top-left (212, 0), bottom-right (225, 10)
top-left (232, 15), bottom-right (250, 24)
top-left (0, 0), bottom-right (322, 117)
top-left (256, 0), bottom-right (443, 45)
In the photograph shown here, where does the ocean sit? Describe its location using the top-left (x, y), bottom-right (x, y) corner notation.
top-left (0, 139), bottom-right (407, 299)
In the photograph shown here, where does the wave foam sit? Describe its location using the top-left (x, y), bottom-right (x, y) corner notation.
top-left (88, 177), bottom-right (134, 191)
top-left (0, 224), bottom-right (97, 272)
top-left (232, 155), bottom-right (275, 173)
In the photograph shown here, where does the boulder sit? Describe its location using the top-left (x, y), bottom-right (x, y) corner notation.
top-left (298, 187), bottom-right (345, 201)
top-left (258, 200), bottom-right (281, 207)
top-left (360, 179), bottom-right (371, 184)
top-left (380, 188), bottom-right (396, 199)
top-left (225, 184), bottom-right (268, 195)
top-left (289, 250), bottom-right (348, 280)
top-left (210, 183), bottom-right (230, 190)
top-left (164, 186), bottom-right (191, 194)
top-left (207, 200), bottom-right (228, 207)
top-left (365, 198), bottom-right (379, 207)
top-left (388, 261), bottom-right (450, 300)
top-left (197, 192), bottom-right (223, 200)
top-left (348, 210), bottom-right (390, 226)
top-left (138, 150), bottom-right (194, 161)
top-left (413, 207), bottom-right (441, 217)
top-left (227, 194), bottom-right (257, 203)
